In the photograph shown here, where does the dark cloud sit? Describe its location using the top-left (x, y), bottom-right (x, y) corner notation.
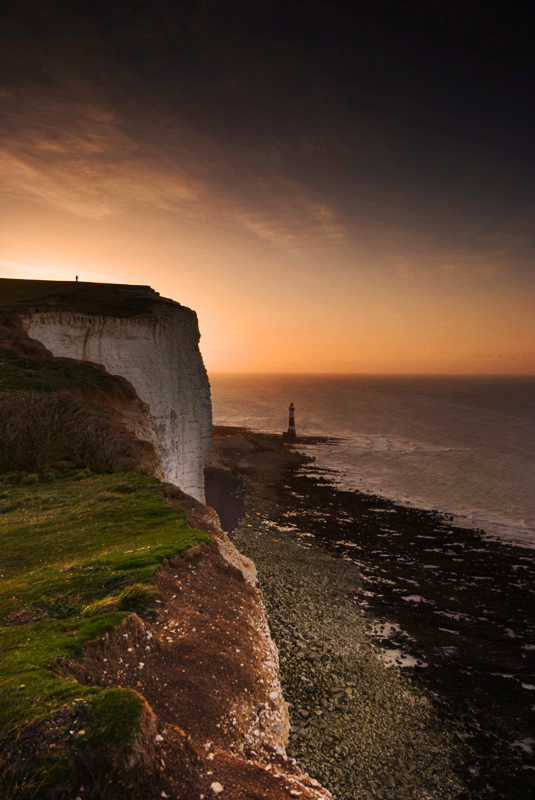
top-left (1, 0), bottom-right (534, 269)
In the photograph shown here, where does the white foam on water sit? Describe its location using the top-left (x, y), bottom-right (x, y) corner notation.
top-left (435, 610), bottom-right (471, 621)
top-left (511, 738), bottom-right (535, 754)
top-left (212, 375), bottom-right (535, 549)
top-left (377, 648), bottom-right (428, 669)
top-left (402, 594), bottom-right (430, 604)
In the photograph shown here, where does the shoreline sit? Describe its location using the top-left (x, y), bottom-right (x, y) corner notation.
top-left (206, 426), bottom-right (535, 799)
top-left (294, 439), bottom-right (535, 552)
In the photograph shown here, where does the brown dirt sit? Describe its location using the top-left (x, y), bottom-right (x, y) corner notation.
top-left (65, 490), bottom-right (332, 800)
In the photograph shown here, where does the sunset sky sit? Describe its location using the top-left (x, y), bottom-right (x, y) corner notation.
top-left (1, 1), bottom-right (534, 374)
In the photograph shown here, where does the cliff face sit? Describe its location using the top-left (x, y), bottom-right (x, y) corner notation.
top-left (66, 490), bottom-right (331, 800)
top-left (0, 280), bottom-right (332, 799)
top-left (20, 287), bottom-right (211, 501)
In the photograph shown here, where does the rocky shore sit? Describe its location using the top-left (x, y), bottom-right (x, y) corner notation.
top-left (207, 427), bottom-right (535, 800)
top-left (236, 520), bottom-right (467, 800)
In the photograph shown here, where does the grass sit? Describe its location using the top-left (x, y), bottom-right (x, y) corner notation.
top-left (0, 278), bottom-right (158, 317)
top-left (0, 392), bottom-right (136, 474)
top-left (0, 344), bottom-right (210, 796)
top-left (0, 350), bottom-right (140, 474)
top-left (0, 470), bottom-right (209, 796)
top-left (0, 347), bottom-right (109, 394)
top-left (0, 279), bottom-right (81, 306)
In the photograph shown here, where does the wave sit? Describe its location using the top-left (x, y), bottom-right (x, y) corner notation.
top-left (211, 374), bottom-right (535, 550)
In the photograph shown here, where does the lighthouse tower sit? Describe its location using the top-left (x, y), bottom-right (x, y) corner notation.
top-left (283, 402), bottom-right (297, 442)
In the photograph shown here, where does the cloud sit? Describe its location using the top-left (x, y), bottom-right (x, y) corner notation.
top-left (0, 84), bottom-right (345, 252)
top-left (229, 183), bottom-right (344, 255)
top-left (0, 88), bottom-right (201, 218)
top-left (0, 146), bottom-right (201, 219)
top-left (395, 261), bottom-right (428, 281)
top-left (310, 204), bottom-right (345, 241)
top-left (438, 261), bottom-right (501, 281)
top-left (394, 248), bottom-right (517, 285)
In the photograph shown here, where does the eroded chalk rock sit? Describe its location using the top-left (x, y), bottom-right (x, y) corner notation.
top-left (23, 288), bottom-right (211, 501)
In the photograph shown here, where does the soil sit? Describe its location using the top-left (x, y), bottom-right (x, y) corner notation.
top-left (66, 487), bottom-right (333, 800)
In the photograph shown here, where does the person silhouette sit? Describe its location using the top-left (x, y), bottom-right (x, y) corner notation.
top-left (75, 275), bottom-right (78, 282)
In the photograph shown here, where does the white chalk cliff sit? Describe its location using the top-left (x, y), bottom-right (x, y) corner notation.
top-left (23, 287), bottom-right (212, 502)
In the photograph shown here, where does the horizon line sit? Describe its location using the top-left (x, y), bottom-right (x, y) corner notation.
top-left (207, 370), bottom-right (535, 378)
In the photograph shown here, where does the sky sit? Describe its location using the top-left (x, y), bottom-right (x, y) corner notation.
top-left (1, 0), bottom-right (534, 374)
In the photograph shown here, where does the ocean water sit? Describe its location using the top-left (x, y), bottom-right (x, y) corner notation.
top-left (210, 374), bottom-right (535, 548)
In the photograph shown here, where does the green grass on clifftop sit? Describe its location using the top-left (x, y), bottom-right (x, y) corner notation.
top-left (0, 470), bottom-right (209, 798)
top-left (0, 349), bottom-right (138, 474)
top-left (0, 278), bottom-right (159, 317)
top-left (0, 347), bottom-right (108, 394)
top-left (0, 346), bottom-right (209, 798)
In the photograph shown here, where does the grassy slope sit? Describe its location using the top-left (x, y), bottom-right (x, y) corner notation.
top-left (0, 348), bottom-right (209, 797)
top-left (0, 347), bottom-right (109, 393)
top-left (0, 279), bottom-right (83, 305)
top-left (0, 278), bottom-right (158, 317)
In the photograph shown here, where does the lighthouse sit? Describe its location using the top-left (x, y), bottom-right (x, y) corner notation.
top-left (283, 402), bottom-right (297, 442)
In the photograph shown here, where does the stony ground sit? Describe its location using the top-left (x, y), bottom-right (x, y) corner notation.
top-left (64, 487), bottom-right (334, 800)
top-left (236, 519), bottom-right (468, 800)
top-left (209, 429), bottom-right (471, 800)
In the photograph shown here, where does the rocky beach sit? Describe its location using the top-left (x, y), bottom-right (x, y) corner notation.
top-left (207, 427), bottom-right (535, 800)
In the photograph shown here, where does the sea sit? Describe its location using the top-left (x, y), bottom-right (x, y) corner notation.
top-left (210, 373), bottom-right (535, 549)
top-left (211, 373), bottom-right (535, 794)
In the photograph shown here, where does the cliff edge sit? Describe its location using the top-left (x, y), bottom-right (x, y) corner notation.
top-left (0, 278), bottom-right (211, 502)
top-left (0, 282), bottom-right (332, 799)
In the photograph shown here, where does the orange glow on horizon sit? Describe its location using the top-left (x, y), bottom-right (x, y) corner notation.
top-left (1, 4), bottom-right (534, 379)
top-left (0, 146), bottom-right (533, 378)
top-left (2, 240), bottom-right (533, 376)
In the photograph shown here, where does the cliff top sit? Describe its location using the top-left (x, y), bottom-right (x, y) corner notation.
top-left (0, 278), bottom-right (179, 318)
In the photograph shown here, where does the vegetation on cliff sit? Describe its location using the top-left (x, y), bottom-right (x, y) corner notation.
top-left (0, 348), bottom-right (208, 798)
top-left (0, 347), bottom-right (141, 475)
top-left (0, 278), bottom-right (159, 317)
